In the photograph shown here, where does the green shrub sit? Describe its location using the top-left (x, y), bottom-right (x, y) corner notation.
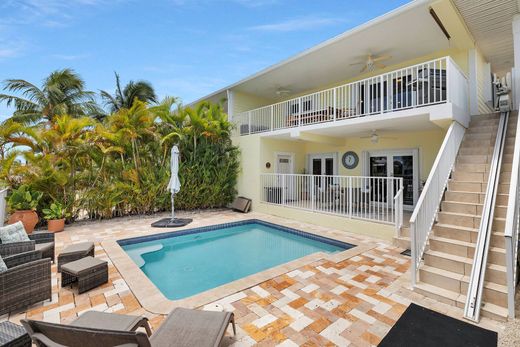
top-left (7, 185), bottom-right (42, 211)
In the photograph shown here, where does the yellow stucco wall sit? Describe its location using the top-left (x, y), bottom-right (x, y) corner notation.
top-left (233, 127), bottom-right (446, 240)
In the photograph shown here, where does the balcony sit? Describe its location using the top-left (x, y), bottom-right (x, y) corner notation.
top-left (260, 173), bottom-right (405, 229)
top-left (236, 57), bottom-right (468, 136)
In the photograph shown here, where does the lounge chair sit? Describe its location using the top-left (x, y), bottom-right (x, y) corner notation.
top-left (22, 307), bottom-right (236, 347)
top-left (0, 250), bottom-right (52, 315)
top-left (0, 231), bottom-right (55, 261)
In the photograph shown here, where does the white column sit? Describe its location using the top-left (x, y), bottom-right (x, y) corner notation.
top-left (512, 15), bottom-right (520, 110)
top-left (226, 89), bottom-right (235, 121)
top-left (468, 49), bottom-right (479, 115)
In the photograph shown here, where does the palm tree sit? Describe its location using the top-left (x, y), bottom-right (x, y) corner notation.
top-left (0, 69), bottom-right (100, 124)
top-left (100, 73), bottom-right (157, 113)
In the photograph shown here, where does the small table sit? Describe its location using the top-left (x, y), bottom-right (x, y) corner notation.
top-left (61, 256), bottom-right (108, 294)
top-left (0, 321), bottom-right (31, 347)
top-left (57, 242), bottom-right (95, 272)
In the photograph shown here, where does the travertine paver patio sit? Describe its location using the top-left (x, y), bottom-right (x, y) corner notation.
top-left (0, 209), bottom-right (509, 346)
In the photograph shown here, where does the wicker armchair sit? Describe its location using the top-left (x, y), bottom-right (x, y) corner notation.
top-left (0, 232), bottom-right (55, 261)
top-left (0, 250), bottom-right (52, 315)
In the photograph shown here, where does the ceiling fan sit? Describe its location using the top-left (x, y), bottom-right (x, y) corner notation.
top-left (350, 53), bottom-right (392, 73)
top-left (275, 87), bottom-right (291, 97)
top-left (360, 130), bottom-right (396, 144)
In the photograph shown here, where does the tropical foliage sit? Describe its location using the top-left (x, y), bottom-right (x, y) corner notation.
top-left (100, 73), bottom-right (158, 113)
top-left (0, 70), bottom-right (239, 221)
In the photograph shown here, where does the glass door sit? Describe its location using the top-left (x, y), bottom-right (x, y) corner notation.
top-left (310, 154), bottom-right (336, 189)
top-left (368, 149), bottom-right (418, 210)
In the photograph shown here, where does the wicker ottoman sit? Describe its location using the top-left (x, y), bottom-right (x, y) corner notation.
top-left (57, 242), bottom-right (94, 272)
top-left (0, 321), bottom-right (31, 347)
top-left (61, 256), bottom-right (108, 294)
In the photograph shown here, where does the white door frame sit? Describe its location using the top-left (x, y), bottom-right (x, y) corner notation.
top-left (274, 152), bottom-right (295, 174)
top-left (364, 148), bottom-right (419, 209)
top-left (307, 152), bottom-right (338, 175)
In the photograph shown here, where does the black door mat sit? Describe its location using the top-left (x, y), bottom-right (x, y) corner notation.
top-left (378, 303), bottom-right (497, 347)
top-left (151, 218), bottom-right (193, 228)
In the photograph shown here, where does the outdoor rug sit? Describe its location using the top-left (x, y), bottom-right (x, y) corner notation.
top-left (378, 303), bottom-right (497, 347)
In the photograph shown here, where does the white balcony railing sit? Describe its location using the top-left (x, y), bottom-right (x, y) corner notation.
top-left (409, 121), bottom-right (466, 285)
top-left (236, 57), bottom-right (468, 135)
top-left (260, 173), bottom-right (403, 229)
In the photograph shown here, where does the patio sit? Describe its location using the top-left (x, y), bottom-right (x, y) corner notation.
top-left (0, 209), bottom-right (512, 346)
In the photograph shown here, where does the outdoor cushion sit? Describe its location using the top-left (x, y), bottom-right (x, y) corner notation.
top-left (35, 242), bottom-right (53, 254)
top-left (0, 222), bottom-right (30, 244)
top-left (0, 254), bottom-right (6, 272)
top-left (60, 256), bottom-right (106, 276)
top-left (60, 242), bottom-right (94, 256)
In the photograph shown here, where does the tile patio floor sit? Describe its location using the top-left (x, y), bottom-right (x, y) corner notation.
top-left (0, 209), bottom-right (514, 346)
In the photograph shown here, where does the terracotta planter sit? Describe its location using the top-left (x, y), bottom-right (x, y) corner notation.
top-left (8, 210), bottom-right (39, 234)
top-left (47, 218), bottom-right (65, 233)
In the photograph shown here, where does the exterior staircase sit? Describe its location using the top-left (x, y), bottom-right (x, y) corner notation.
top-left (412, 113), bottom-right (517, 321)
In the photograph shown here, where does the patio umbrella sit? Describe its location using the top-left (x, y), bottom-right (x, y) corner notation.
top-left (167, 145), bottom-right (181, 219)
top-left (151, 145), bottom-right (192, 228)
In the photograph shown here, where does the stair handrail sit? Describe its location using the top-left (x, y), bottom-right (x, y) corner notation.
top-left (464, 112), bottom-right (509, 322)
top-left (410, 121), bottom-right (466, 286)
top-left (504, 110), bottom-right (520, 319)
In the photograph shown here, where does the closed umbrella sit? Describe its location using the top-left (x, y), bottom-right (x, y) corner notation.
top-left (151, 145), bottom-right (192, 228)
top-left (167, 145), bottom-right (181, 219)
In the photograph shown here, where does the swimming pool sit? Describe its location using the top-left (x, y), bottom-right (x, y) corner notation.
top-left (119, 220), bottom-right (354, 300)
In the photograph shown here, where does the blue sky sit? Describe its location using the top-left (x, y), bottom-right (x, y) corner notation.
top-left (0, 0), bottom-right (409, 119)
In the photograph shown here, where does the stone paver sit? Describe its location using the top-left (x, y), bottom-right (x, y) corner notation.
top-left (1, 209), bottom-right (509, 346)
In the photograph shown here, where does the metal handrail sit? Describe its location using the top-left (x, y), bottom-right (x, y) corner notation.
top-left (504, 110), bottom-right (520, 318)
top-left (409, 121), bottom-right (466, 285)
top-left (464, 112), bottom-right (509, 322)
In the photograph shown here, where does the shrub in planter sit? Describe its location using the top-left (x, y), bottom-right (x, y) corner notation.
top-left (42, 203), bottom-right (69, 233)
top-left (7, 185), bottom-right (42, 233)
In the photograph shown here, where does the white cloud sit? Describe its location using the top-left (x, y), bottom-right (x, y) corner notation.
top-left (249, 16), bottom-right (344, 32)
top-left (50, 53), bottom-right (90, 61)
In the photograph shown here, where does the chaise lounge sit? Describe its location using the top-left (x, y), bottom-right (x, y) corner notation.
top-left (22, 307), bottom-right (236, 347)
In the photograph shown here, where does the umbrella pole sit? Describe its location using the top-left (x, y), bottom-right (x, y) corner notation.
top-left (171, 193), bottom-right (175, 220)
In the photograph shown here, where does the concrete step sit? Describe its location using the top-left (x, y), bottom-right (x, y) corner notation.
top-left (441, 201), bottom-right (482, 215)
top-left (444, 191), bottom-right (509, 205)
top-left (424, 249), bottom-right (506, 285)
top-left (433, 224), bottom-right (505, 248)
top-left (437, 211), bottom-right (480, 229)
top-left (428, 236), bottom-right (506, 264)
top-left (448, 180), bottom-right (486, 193)
top-left (457, 154), bottom-right (490, 164)
top-left (413, 282), bottom-right (508, 321)
top-left (451, 171), bottom-right (487, 182)
top-left (393, 235), bottom-right (410, 249)
top-left (419, 265), bottom-right (507, 307)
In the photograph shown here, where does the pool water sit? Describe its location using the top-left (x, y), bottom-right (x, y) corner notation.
top-left (120, 221), bottom-right (353, 300)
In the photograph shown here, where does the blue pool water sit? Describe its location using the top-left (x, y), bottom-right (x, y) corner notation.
top-left (120, 220), bottom-right (353, 300)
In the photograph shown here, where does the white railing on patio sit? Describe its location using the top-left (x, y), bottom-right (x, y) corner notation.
top-left (0, 188), bottom-right (7, 227)
top-left (409, 121), bottom-right (466, 285)
top-left (260, 173), bottom-right (403, 228)
top-left (504, 109), bottom-right (520, 318)
top-left (237, 56), bottom-right (467, 135)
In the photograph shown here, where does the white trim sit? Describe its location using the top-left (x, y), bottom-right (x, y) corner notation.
top-left (365, 148), bottom-right (419, 209)
top-left (307, 152), bottom-right (338, 175)
top-left (468, 49), bottom-right (479, 115)
top-left (226, 89), bottom-right (234, 120)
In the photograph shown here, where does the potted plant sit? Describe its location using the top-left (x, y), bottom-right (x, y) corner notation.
top-left (42, 202), bottom-right (69, 233)
top-left (7, 185), bottom-right (42, 234)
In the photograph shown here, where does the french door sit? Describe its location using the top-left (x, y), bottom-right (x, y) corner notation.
top-left (367, 149), bottom-right (418, 210)
top-left (309, 153), bottom-right (337, 189)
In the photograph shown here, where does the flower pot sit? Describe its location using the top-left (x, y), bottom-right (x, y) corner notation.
top-left (47, 218), bottom-right (65, 233)
top-left (8, 210), bottom-right (39, 234)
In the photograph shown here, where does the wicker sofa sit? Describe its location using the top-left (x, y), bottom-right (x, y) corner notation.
top-left (0, 250), bottom-right (52, 315)
top-left (0, 232), bottom-right (55, 261)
